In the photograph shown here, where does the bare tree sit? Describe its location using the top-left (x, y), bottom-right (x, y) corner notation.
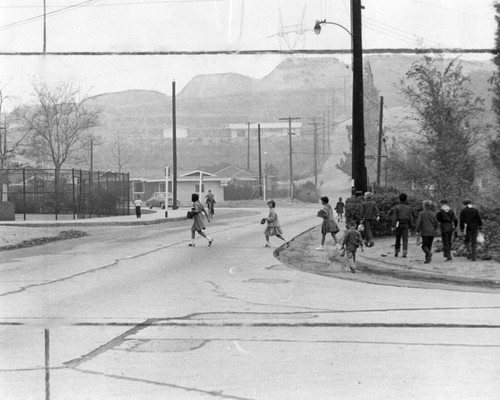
top-left (109, 131), bottom-right (131, 173)
top-left (14, 81), bottom-right (100, 174)
top-left (0, 85), bottom-right (31, 168)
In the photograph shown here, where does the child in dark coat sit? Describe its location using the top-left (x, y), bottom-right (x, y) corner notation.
top-left (341, 220), bottom-right (364, 273)
top-left (436, 199), bottom-right (458, 261)
top-left (415, 200), bottom-right (438, 263)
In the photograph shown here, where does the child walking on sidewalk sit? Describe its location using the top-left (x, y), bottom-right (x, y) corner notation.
top-left (316, 196), bottom-right (340, 250)
top-left (341, 220), bottom-right (364, 273)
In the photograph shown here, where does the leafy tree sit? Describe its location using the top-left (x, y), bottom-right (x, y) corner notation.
top-left (336, 125), bottom-right (352, 176)
top-left (336, 61), bottom-right (380, 182)
top-left (489, 1), bottom-right (500, 174)
top-left (397, 56), bottom-right (485, 201)
top-left (13, 82), bottom-right (100, 174)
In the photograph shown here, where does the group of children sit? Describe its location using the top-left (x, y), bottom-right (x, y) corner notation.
top-left (185, 191), bottom-right (363, 272)
top-left (262, 196), bottom-right (363, 273)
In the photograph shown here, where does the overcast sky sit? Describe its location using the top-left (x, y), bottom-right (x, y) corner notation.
top-left (0, 0), bottom-right (496, 107)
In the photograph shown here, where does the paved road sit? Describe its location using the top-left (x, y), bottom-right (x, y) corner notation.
top-left (1, 207), bottom-right (499, 399)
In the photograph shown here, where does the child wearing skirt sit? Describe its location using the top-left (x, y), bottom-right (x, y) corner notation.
top-left (316, 196), bottom-right (340, 250)
top-left (263, 200), bottom-right (287, 247)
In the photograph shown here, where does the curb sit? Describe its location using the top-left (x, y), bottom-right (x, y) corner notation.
top-left (274, 227), bottom-right (500, 290)
top-left (0, 216), bottom-right (188, 228)
top-left (356, 256), bottom-right (500, 289)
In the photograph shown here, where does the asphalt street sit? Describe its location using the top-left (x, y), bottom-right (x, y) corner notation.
top-left (0, 206), bottom-right (499, 399)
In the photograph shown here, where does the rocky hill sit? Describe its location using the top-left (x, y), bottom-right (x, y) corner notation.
top-left (87, 55), bottom-right (495, 179)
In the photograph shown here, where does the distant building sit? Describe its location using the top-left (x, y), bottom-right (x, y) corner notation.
top-left (163, 125), bottom-right (189, 139)
top-left (130, 165), bottom-right (258, 205)
top-left (224, 122), bottom-right (302, 138)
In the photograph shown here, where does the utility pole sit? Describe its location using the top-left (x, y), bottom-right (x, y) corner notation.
top-left (324, 110), bottom-right (328, 158)
top-left (351, 0), bottom-right (367, 196)
top-left (90, 138), bottom-right (93, 173)
top-left (330, 90), bottom-right (334, 152)
top-left (172, 80), bottom-right (178, 210)
top-left (322, 111), bottom-right (325, 159)
top-left (257, 123), bottom-right (263, 199)
top-left (279, 116), bottom-right (300, 202)
top-left (0, 118), bottom-right (6, 169)
top-left (309, 120), bottom-right (319, 188)
top-left (247, 122), bottom-right (251, 170)
top-left (376, 96), bottom-right (384, 187)
top-left (43, 0), bottom-right (47, 53)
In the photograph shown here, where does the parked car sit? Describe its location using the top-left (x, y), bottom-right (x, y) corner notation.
top-left (145, 192), bottom-right (180, 208)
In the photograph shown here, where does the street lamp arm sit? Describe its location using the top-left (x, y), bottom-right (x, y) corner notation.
top-left (314, 19), bottom-right (352, 37)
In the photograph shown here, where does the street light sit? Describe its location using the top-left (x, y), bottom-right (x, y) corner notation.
top-left (314, 0), bottom-right (367, 196)
top-left (314, 19), bottom-right (352, 38)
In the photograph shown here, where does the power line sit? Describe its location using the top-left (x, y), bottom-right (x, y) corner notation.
top-left (0, 0), bottom-right (222, 7)
top-left (362, 17), bottom-right (451, 48)
top-left (0, 48), bottom-right (495, 55)
top-left (407, 0), bottom-right (492, 20)
top-left (0, 0), bottom-right (100, 33)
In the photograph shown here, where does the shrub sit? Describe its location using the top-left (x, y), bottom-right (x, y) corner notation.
top-left (477, 207), bottom-right (500, 261)
top-left (346, 191), bottom-right (423, 237)
top-left (294, 181), bottom-right (320, 203)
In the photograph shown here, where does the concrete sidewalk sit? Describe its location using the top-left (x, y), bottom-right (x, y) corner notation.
top-left (357, 235), bottom-right (500, 288)
top-left (0, 207), bottom-right (189, 227)
top-left (277, 225), bottom-right (500, 290)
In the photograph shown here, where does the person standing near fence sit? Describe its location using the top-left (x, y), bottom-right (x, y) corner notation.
top-left (459, 199), bottom-right (483, 261)
top-left (436, 199), bottom-right (458, 261)
top-left (392, 193), bottom-right (413, 258)
top-left (416, 200), bottom-right (438, 263)
top-left (134, 196), bottom-right (142, 218)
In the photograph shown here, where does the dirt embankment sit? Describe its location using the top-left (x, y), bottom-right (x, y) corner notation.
top-left (0, 227), bottom-right (87, 251)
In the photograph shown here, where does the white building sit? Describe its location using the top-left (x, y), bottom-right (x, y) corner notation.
top-left (163, 125), bottom-right (189, 139)
top-left (224, 122), bottom-right (302, 139)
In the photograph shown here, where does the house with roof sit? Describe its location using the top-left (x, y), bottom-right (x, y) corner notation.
top-left (130, 165), bottom-right (258, 206)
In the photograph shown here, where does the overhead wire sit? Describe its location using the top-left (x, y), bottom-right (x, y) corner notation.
top-left (0, 0), bottom-right (100, 33)
top-left (0, 0), bottom-right (224, 8)
top-left (362, 16), bottom-right (451, 48)
top-left (407, 0), bottom-right (492, 20)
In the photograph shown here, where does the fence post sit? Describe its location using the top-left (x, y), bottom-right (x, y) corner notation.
top-left (79, 169), bottom-right (83, 219)
top-left (88, 170), bottom-right (92, 218)
top-left (54, 168), bottom-right (58, 221)
top-left (72, 169), bottom-right (76, 220)
top-left (23, 168), bottom-right (26, 221)
top-left (127, 173), bottom-right (130, 215)
top-left (97, 171), bottom-right (101, 218)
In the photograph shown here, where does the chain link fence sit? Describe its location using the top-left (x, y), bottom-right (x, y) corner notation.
top-left (1, 169), bottom-right (130, 220)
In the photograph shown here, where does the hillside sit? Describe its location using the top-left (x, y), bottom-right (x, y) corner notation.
top-left (86, 55), bottom-right (495, 181)
top-left (179, 73), bottom-right (258, 98)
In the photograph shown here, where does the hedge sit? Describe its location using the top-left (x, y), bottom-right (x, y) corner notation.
top-left (346, 193), bottom-right (500, 261)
